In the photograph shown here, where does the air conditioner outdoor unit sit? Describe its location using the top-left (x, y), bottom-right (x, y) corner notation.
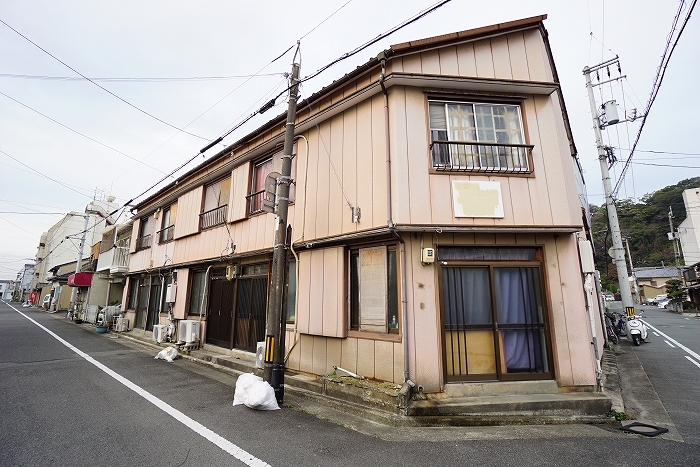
top-left (153, 325), bottom-right (167, 343)
top-left (255, 341), bottom-right (266, 369)
top-left (178, 320), bottom-right (200, 344)
top-left (114, 317), bottom-right (129, 332)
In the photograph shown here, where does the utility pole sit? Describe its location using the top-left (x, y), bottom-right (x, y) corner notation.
top-left (584, 60), bottom-right (635, 318)
top-left (669, 207), bottom-right (683, 280)
top-left (69, 214), bottom-right (90, 313)
top-left (623, 237), bottom-right (639, 304)
top-left (263, 57), bottom-right (300, 404)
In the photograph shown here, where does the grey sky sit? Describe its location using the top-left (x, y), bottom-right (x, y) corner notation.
top-left (1, 0), bottom-right (698, 280)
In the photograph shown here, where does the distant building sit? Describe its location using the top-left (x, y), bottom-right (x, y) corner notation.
top-left (635, 266), bottom-right (681, 302)
top-left (678, 187), bottom-right (700, 265)
top-left (0, 279), bottom-right (14, 300)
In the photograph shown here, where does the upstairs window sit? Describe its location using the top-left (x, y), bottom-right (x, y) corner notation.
top-left (158, 205), bottom-right (176, 243)
top-left (201, 177), bottom-right (230, 229)
top-left (429, 100), bottom-right (533, 173)
top-left (248, 157), bottom-right (273, 215)
top-left (136, 216), bottom-right (152, 251)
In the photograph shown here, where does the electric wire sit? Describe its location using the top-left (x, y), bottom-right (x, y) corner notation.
top-left (0, 73), bottom-right (285, 82)
top-left (0, 90), bottom-right (167, 175)
top-left (0, 148), bottom-right (96, 197)
top-left (0, 18), bottom-right (209, 141)
top-left (612, 0), bottom-right (697, 198)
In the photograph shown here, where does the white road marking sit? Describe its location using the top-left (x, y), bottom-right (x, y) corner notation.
top-left (664, 340), bottom-right (676, 348)
top-left (642, 319), bottom-right (700, 362)
top-left (686, 356), bottom-right (700, 370)
top-left (9, 304), bottom-right (271, 467)
top-left (653, 331), bottom-right (660, 337)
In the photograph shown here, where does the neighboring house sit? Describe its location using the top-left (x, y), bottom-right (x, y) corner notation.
top-left (678, 187), bottom-right (700, 265)
top-left (635, 266), bottom-right (681, 302)
top-left (683, 261), bottom-right (700, 308)
top-left (0, 280), bottom-right (14, 300)
top-left (42, 259), bottom-right (93, 312)
top-left (33, 199), bottom-right (118, 289)
top-left (124, 15), bottom-right (603, 400)
top-left (92, 221), bottom-right (132, 314)
top-left (14, 263), bottom-right (35, 302)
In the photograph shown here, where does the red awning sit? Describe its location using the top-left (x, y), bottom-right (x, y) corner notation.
top-left (68, 272), bottom-right (93, 287)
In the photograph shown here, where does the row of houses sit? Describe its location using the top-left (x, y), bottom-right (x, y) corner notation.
top-left (28, 16), bottom-right (611, 403)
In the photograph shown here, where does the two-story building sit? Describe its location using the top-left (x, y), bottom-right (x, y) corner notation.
top-left (124, 15), bottom-right (604, 400)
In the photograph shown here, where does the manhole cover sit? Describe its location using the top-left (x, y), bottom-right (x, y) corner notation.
top-left (620, 422), bottom-right (669, 437)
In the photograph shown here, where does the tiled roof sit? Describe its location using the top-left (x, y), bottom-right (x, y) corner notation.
top-left (634, 266), bottom-right (682, 279)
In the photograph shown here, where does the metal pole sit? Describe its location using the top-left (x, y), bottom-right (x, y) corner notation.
top-left (69, 214), bottom-right (90, 313)
top-left (264, 59), bottom-right (300, 403)
top-left (583, 66), bottom-right (635, 317)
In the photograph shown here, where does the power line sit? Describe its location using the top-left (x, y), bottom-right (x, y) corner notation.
top-left (0, 148), bottom-right (95, 197)
top-left (612, 0), bottom-right (697, 197)
top-left (0, 18), bottom-right (209, 141)
top-left (103, 1), bottom-right (453, 212)
top-left (0, 90), bottom-right (167, 175)
top-left (0, 73), bottom-right (285, 82)
top-left (0, 211), bottom-right (65, 215)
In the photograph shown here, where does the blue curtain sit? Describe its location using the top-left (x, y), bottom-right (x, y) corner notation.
top-left (494, 267), bottom-right (546, 373)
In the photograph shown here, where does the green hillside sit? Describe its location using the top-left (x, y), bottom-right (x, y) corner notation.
top-left (590, 177), bottom-right (700, 291)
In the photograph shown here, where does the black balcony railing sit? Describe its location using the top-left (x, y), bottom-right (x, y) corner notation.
top-left (158, 225), bottom-right (174, 243)
top-left (135, 234), bottom-right (152, 251)
top-left (431, 141), bottom-right (534, 173)
top-left (200, 205), bottom-right (227, 230)
top-left (245, 189), bottom-right (269, 215)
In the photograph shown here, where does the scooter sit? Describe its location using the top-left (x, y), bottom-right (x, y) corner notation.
top-left (627, 313), bottom-right (648, 346)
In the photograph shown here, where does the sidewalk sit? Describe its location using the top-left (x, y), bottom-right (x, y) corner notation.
top-left (52, 315), bottom-right (618, 429)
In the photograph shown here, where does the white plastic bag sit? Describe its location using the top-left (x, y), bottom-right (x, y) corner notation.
top-left (233, 373), bottom-right (280, 410)
top-left (154, 346), bottom-right (178, 362)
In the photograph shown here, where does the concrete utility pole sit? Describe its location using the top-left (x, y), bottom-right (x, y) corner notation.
top-left (669, 207), bottom-right (683, 280)
top-left (69, 214), bottom-right (90, 313)
top-left (584, 61), bottom-right (635, 317)
top-left (263, 58), bottom-right (300, 403)
top-left (623, 238), bottom-right (639, 304)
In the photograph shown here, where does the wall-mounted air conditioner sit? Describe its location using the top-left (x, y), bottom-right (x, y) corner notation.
top-left (178, 320), bottom-right (200, 344)
top-left (153, 325), bottom-right (167, 343)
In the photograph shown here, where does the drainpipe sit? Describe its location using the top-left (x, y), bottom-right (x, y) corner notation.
top-left (380, 54), bottom-right (412, 387)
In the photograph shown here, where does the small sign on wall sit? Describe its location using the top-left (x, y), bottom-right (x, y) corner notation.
top-left (452, 180), bottom-right (504, 218)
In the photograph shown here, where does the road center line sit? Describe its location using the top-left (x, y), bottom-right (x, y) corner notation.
top-left (642, 319), bottom-right (700, 362)
top-left (9, 303), bottom-right (271, 467)
top-left (686, 356), bottom-right (700, 370)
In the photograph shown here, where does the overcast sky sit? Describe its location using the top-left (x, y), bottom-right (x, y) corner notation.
top-left (1, 0), bottom-right (698, 280)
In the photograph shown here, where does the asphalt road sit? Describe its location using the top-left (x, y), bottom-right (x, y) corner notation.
top-left (637, 307), bottom-right (700, 445)
top-left (2, 300), bottom-right (700, 467)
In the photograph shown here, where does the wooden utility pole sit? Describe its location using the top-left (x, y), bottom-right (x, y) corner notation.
top-left (263, 59), bottom-right (300, 404)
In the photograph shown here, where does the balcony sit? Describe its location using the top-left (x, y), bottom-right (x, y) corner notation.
top-left (96, 244), bottom-right (130, 276)
top-left (200, 204), bottom-right (227, 230)
top-left (135, 234), bottom-right (152, 251)
top-left (431, 141), bottom-right (534, 174)
top-left (158, 225), bottom-right (174, 244)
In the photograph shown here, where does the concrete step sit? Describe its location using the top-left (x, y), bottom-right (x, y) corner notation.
top-left (408, 392), bottom-right (611, 419)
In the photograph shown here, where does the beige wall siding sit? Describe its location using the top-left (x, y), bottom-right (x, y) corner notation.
top-left (172, 268), bottom-right (189, 319)
top-left (174, 186), bottom-right (203, 239)
top-left (295, 247), bottom-right (345, 338)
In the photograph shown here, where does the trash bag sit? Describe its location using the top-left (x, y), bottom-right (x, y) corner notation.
top-left (154, 346), bottom-right (178, 362)
top-left (233, 373), bottom-right (279, 410)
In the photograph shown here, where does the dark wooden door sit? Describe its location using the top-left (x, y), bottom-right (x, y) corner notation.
top-left (206, 278), bottom-right (235, 348)
top-left (233, 277), bottom-right (267, 352)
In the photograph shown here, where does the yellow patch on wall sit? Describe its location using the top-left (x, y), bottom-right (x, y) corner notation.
top-left (452, 180), bottom-right (504, 218)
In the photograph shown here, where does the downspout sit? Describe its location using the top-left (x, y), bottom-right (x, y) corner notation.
top-left (380, 54), bottom-right (412, 387)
